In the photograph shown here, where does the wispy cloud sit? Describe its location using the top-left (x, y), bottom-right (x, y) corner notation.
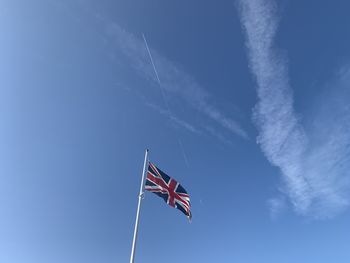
top-left (238, 0), bottom-right (312, 214)
top-left (145, 102), bottom-right (201, 135)
top-left (100, 20), bottom-right (248, 140)
top-left (268, 196), bottom-right (286, 220)
top-left (204, 126), bottom-right (233, 145)
top-left (52, 0), bottom-right (247, 143)
top-left (238, 0), bottom-right (350, 218)
top-left (302, 68), bottom-right (350, 218)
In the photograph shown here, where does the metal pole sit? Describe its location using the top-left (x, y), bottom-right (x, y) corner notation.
top-left (130, 149), bottom-right (149, 263)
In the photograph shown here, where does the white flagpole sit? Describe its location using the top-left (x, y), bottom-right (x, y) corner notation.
top-left (130, 149), bottom-right (149, 263)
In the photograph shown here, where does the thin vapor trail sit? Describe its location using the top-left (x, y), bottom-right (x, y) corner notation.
top-left (142, 34), bottom-right (190, 167)
top-left (142, 34), bottom-right (171, 114)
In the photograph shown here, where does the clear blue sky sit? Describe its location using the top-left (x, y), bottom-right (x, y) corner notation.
top-left (1, 0), bottom-right (350, 262)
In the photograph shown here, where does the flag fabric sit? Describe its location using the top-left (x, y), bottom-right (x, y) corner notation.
top-left (145, 162), bottom-right (192, 220)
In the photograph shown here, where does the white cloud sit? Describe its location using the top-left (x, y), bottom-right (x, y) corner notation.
top-left (238, 0), bottom-right (312, 214)
top-left (238, 0), bottom-right (350, 218)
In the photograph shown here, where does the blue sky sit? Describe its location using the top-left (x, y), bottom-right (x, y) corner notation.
top-left (1, 0), bottom-right (350, 262)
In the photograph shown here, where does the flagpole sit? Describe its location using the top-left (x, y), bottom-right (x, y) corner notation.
top-left (130, 149), bottom-right (149, 263)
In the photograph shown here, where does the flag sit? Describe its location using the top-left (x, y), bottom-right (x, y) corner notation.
top-left (145, 162), bottom-right (192, 220)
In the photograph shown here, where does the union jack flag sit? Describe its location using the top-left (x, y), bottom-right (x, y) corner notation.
top-left (145, 162), bottom-right (192, 220)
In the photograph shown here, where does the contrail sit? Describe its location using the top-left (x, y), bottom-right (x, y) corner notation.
top-left (142, 34), bottom-right (190, 167)
top-left (142, 34), bottom-right (171, 115)
top-left (142, 34), bottom-right (161, 85)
